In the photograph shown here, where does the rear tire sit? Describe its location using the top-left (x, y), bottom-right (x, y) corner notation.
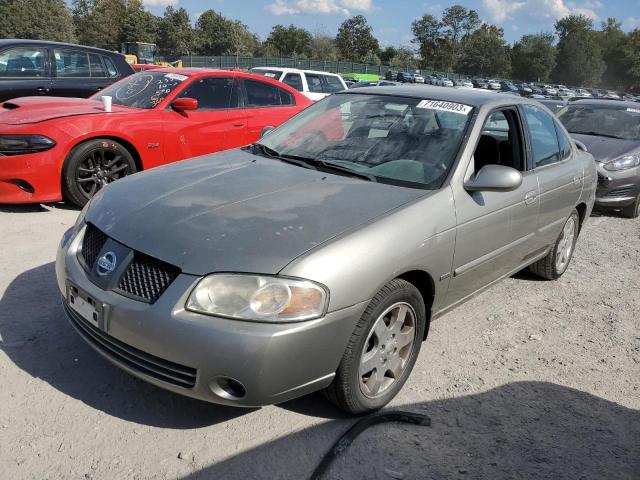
top-left (621, 194), bottom-right (640, 219)
top-left (324, 279), bottom-right (426, 414)
top-left (62, 139), bottom-right (137, 207)
top-left (530, 209), bottom-right (580, 280)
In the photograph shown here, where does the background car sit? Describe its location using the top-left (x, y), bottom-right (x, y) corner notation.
top-left (413, 73), bottom-right (425, 84)
top-left (542, 84), bottom-right (558, 96)
top-left (0, 69), bottom-right (312, 206)
top-left (0, 39), bottom-right (134, 102)
top-left (454, 79), bottom-right (474, 88)
top-left (574, 88), bottom-right (593, 98)
top-left (350, 80), bottom-right (398, 88)
top-left (396, 72), bottom-right (415, 83)
top-left (249, 67), bottom-right (347, 101)
top-left (486, 79), bottom-right (501, 90)
top-left (516, 83), bottom-right (533, 95)
top-left (500, 82), bottom-right (519, 93)
top-left (558, 99), bottom-right (640, 218)
top-left (56, 87), bottom-right (595, 415)
top-left (472, 78), bottom-right (489, 89)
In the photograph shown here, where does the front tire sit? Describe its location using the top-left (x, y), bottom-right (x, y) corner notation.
top-left (530, 209), bottom-right (580, 280)
top-left (62, 139), bottom-right (137, 207)
top-left (324, 279), bottom-right (426, 414)
top-left (621, 194), bottom-right (640, 219)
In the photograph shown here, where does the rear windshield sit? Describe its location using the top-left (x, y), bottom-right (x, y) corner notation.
top-left (249, 69), bottom-right (282, 80)
top-left (558, 104), bottom-right (640, 141)
top-left (94, 71), bottom-right (189, 109)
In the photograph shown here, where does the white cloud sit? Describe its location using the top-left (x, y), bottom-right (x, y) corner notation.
top-left (265, 0), bottom-right (373, 16)
top-left (483, 0), bottom-right (525, 22)
top-left (142, 0), bottom-right (178, 6)
top-left (624, 16), bottom-right (640, 28)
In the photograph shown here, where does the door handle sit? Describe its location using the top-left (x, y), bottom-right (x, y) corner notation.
top-left (524, 190), bottom-right (538, 205)
top-left (573, 175), bottom-right (582, 185)
top-left (35, 87), bottom-right (50, 94)
top-left (232, 122), bottom-right (245, 127)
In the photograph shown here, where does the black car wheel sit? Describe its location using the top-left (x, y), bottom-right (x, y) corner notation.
top-left (62, 139), bottom-right (137, 207)
top-left (324, 279), bottom-right (426, 414)
top-left (621, 194), bottom-right (640, 219)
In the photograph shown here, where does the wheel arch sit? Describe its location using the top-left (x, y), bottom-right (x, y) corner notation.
top-left (575, 202), bottom-right (587, 232)
top-left (64, 135), bottom-right (144, 173)
top-left (395, 269), bottom-right (435, 341)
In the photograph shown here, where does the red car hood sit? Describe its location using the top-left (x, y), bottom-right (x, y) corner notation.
top-left (0, 97), bottom-right (138, 125)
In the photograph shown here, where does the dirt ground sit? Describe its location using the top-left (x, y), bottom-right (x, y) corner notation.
top-left (0, 203), bottom-right (638, 480)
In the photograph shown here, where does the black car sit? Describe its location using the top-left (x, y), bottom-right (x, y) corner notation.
top-left (0, 39), bottom-right (134, 102)
top-left (500, 81), bottom-right (519, 93)
top-left (396, 72), bottom-right (415, 83)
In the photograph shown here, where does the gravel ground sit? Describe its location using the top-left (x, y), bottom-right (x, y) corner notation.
top-left (0, 203), bottom-right (638, 480)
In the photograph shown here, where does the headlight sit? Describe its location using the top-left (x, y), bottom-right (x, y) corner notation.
top-left (0, 135), bottom-right (56, 156)
top-left (186, 274), bottom-right (329, 322)
top-left (604, 154), bottom-right (640, 171)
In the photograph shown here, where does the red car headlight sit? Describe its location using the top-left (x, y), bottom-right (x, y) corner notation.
top-left (0, 135), bottom-right (56, 156)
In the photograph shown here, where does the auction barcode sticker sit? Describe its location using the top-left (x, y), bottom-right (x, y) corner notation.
top-left (417, 99), bottom-right (473, 115)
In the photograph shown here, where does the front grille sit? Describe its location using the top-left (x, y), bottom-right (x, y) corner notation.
top-left (64, 302), bottom-right (197, 389)
top-left (81, 223), bottom-right (108, 268)
top-left (117, 252), bottom-right (181, 303)
top-left (604, 187), bottom-right (635, 198)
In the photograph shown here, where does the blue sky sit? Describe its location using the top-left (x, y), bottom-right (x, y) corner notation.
top-left (141, 0), bottom-right (640, 45)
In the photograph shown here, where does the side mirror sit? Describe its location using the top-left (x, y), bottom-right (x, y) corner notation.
top-left (171, 97), bottom-right (198, 112)
top-left (464, 164), bottom-right (523, 192)
top-left (574, 139), bottom-right (588, 152)
top-left (260, 126), bottom-right (275, 138)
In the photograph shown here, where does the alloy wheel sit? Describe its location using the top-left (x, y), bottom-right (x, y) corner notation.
top-left (75, 147), bottom-right (131, 200)
top-left (555, 216), bottom-right (577, 272)
top-left (359, 302), bottom-right (417, 398)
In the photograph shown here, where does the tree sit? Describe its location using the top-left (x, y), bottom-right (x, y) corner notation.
top-left (389, 47), bottom-right (418, 70)
top-left (596, 18), bottom-right (629, 89)
top-left (195, 10), bottom-right (253, 55)
top-left (623, 29), bottom-right (640, 90)
top-left (265, 24), bottom-right (312, 57)
top-left (411, 14), bottom-right (447, 70)
top-left (120, 0), bottom-right (157, 44)
top-left (309, 35), bottom-right (339, 61)
top-left (156, 6), bottom-right (193, 56)
top-left (73, 0), bottom-right (127, 50)
top-left (511, 33), bottom-right (556, 82)
top-left (379, 46), bottom-right (398, 64)
top-left (553, 15), bottom-right (605, 86)
top-left (0, 0), bottom-right (76, 42)
top-left (458, 24), bottom-right (510, 77)
top-left (335, 15), bottom-right (379, 62)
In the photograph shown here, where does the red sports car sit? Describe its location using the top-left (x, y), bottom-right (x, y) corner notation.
top-left (0, 68), bottom-right (312, 206)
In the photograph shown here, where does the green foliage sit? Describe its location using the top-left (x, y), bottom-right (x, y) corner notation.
top-left (553, 15), bottom-right (605, 86)
top-left (511, 33), bottom-right (556, 82)
top-left (411, 5), bottom-right (481, 72)
top-left (156, 6), bottom-right (193, 56)
top-left (309, 35), bottom-right (339, 61)
top-left (335, 15), bottom-right (379, 62)
top-left (265, 24), bottom-right (312, 57)
top-left (0, 0), bottom-right (76, 42)
top-left (596, 18), bottom-right (630, 89)
top-left (623, 29), bottom-right (640, 90)
top-left (389, 47), bottom-right (418, 70)
top-left (458, 24), bottom-right (510, 77)
top-left (195, 9), bottom-right (255, 56)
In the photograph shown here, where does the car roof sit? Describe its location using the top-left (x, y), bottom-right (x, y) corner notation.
top-left (569, 98), bottom-right (640, 109)
top-left (340, 85), bottom-right (540, 108)
top-left (0, 39), bottom-right (122, 56)
top-left (250, 66), bottom-right (341, 76)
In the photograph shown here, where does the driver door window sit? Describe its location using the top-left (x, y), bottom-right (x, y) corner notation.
top-left (178, 77), bottom-right (237, 110)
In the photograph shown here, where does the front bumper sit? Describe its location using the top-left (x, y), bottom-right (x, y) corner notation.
top-left (0, 147), bottom-right (65, 203)
top-left (56, 226), bottom-right (367, 407)
top-left (595, 162), bottom-right (640, 208)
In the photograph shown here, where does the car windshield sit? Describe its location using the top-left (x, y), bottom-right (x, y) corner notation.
top-left (249, 68), bottom-right (282, 79)
top-left (558, 104), bottom-right (640, 141)
top-left (93, 71), bottom-right (189, 109)
top-left (257, 93), bottom-right (473, 189)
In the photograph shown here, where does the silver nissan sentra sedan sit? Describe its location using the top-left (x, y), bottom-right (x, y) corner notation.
top-left (56, 86), bottom-right (596, 414)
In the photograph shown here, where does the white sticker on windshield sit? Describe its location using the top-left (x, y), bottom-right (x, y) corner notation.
top-left (626, 107), bottom-right (640, 113)
top-left (417, 99), bottom-right (472, 115)
top-left (164, 73), bottom-right (188, 82)
top-left (264, 72), bottom-right (276, 78)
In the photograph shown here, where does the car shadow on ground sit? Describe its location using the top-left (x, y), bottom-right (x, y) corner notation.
top-left (179, 382), bottom-right (640, 480)
top-left (0, 262), bottom-right (253, 429)
top-left (0, 202), bottom-right (79, 213)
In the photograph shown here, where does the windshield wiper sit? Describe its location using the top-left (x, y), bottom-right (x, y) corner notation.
top-left (252, 144), bottom-right (376, 182)
top-left (570, 131), bottom-right (625, 140)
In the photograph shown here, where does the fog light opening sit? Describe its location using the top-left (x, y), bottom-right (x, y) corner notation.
top-left (9, 179), bottom-right (35, 194)
top-left (210, 376), bottom-right (247, 400)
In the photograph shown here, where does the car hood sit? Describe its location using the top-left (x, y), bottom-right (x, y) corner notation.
top-left (0, 97), bottom-right (137, 125)
top-left (570, 134), bottom-right (640, 163)
top-left (86, 149), bottom-right (427, 276)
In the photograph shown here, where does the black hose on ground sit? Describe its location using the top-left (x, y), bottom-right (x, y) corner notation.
top-left (310, 411), bottom-right (432, 480)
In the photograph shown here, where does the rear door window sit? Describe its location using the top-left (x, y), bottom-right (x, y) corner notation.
top-left (282, 73), bottom-right (303, 92)
top-left (305, 74), bottom-right (324, 93)
top-left (54, 49), bottom-right (90, 77)
top-left (89, 54), bottom-right (107, 78)
top-left (102, 56), bottom-right (119, 77)
top-left (322, 75), bottom-right (345, 93)
top-left (0, 47), bottom-right (47, 77)
top-left (243, 79), bottom-right (293, 107)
